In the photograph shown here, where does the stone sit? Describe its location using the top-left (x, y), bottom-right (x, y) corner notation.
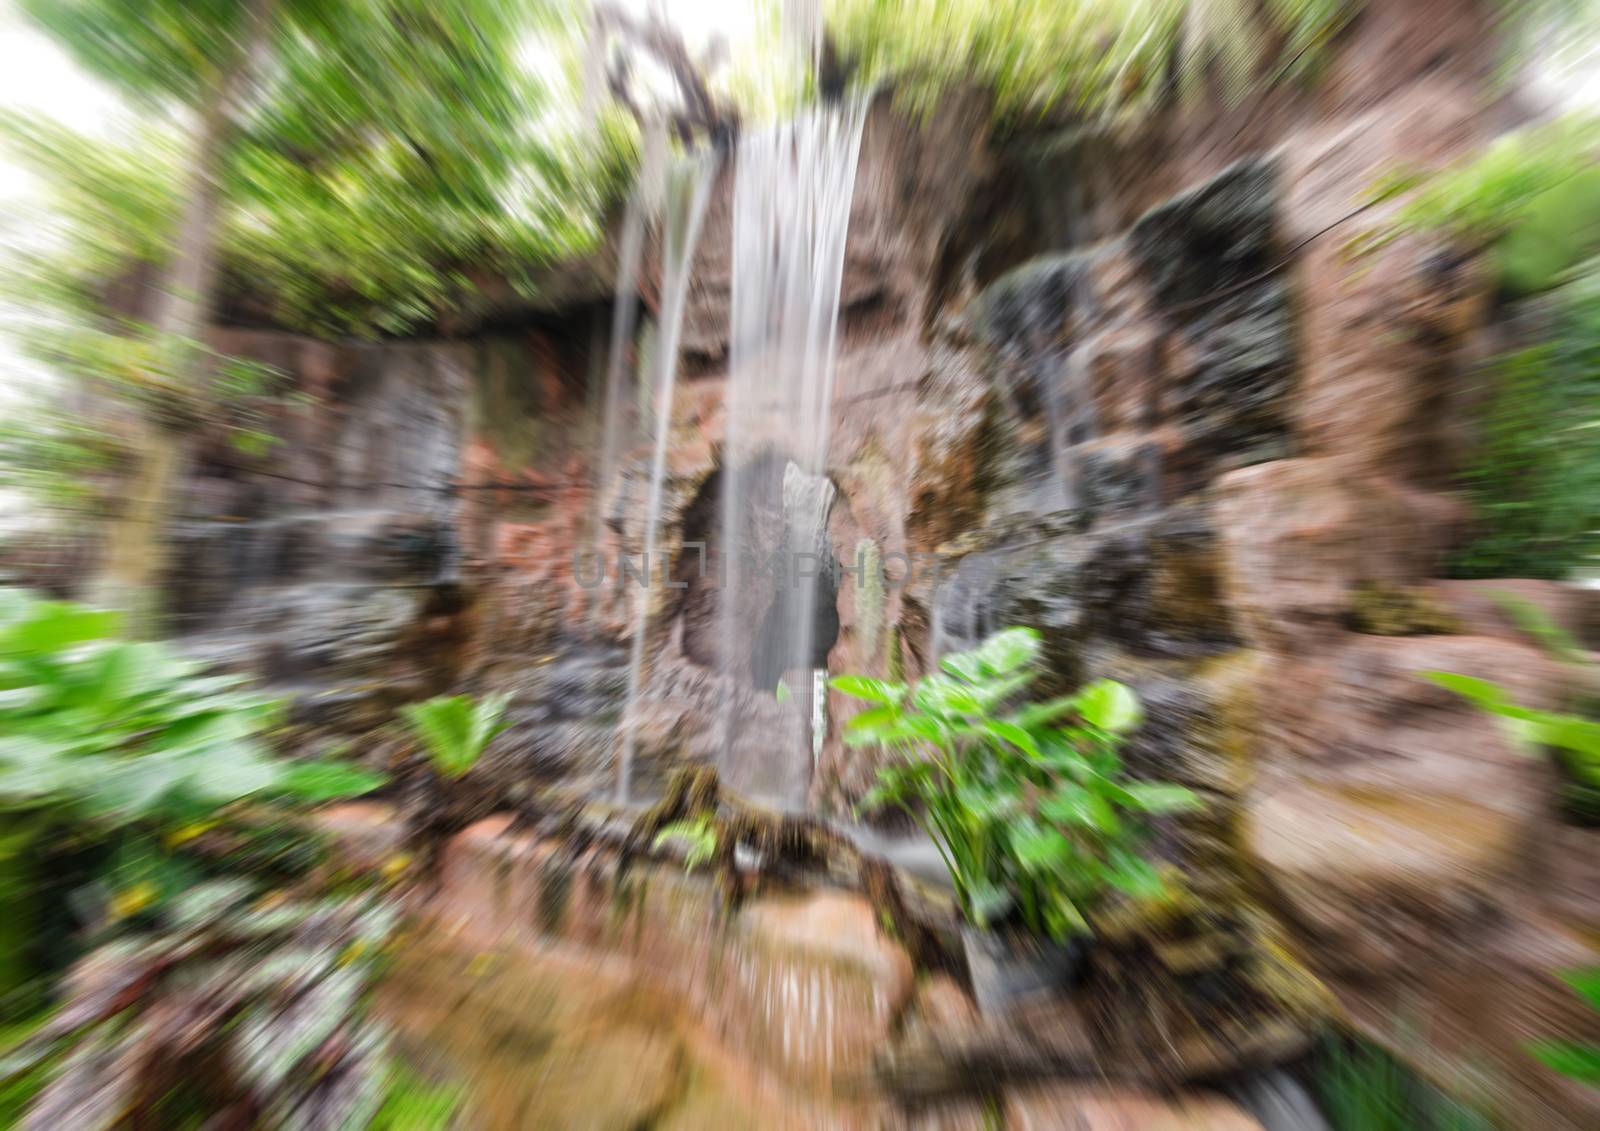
top-left (1006, 1085), bottom-right (1263, 1131)
top-left (1128, 157), bottom-right (1295, 472)
top-left (1214, 458), bottom-right (1464, 654)
top-left (1429, 579), bottom-right (1588, 649)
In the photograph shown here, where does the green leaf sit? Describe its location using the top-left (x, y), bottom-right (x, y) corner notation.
top-left (1104, 846), bottom-right (1166, 899)
top-left (971, 627), bottom-right (1040, 676)
top-left (939, 650), bottom-right (986, 684)
top-left (401, 692), bottom-right (510, 778)
top-left (1558, 967), bottom-right (1600, 1013)
top-left (1075, 680), bottom-right (1142, 733)
top-left (913, 674), bottom-right (985, 717)
top-left (1423, 671), bottom-right (1519, 714)
top-left (1120, 782), bottom-right (1203, 814)
top-left (843, 704), bottom-right (901, 735)
top-left (828, 675), bottom-right (906, 705)
top-left (774, 678), bottom-right (791, 703)
top-left (278, 761), bottom-right (389, 803)
top-left (1041, 784), bottom-right (1118, 832)
top-left (1008, 695), bottom-right (1087, 729)
top-left (1012, 821), bottom-right (1072, 872)
top-left (986, 719), bottom-right (1039, 758)
top-left (1527, 1039), bottom-right (1600, 1083)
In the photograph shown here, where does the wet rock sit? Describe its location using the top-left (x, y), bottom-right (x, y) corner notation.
top-left (1129, 157), bottom-right (1295, 471)
top-left (423, 819), bottom-right (916, 1091)
top-left (1005, 1085), bottom-right (1263, 1131)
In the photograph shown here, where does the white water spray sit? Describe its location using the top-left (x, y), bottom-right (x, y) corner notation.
top-left (616, 149), bottom-right (718, 804)
top-left (716, 99), bottom-right (868, 807)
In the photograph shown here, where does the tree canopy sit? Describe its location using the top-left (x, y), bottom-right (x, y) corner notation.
top-left (7, 0), bottom-right (634, 338)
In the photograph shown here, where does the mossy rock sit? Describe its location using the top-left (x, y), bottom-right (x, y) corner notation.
top-left (1350, 581), bottom-right (1462, 636)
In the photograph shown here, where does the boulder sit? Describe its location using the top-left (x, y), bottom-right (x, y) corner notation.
top-left (1214, 459), bottom-right (1464, 653)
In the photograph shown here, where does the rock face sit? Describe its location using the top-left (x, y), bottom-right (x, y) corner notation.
top-left (425, 817), bottom-right (915, 1093)
top-left (154, 2), bottom-right (1597, 1124)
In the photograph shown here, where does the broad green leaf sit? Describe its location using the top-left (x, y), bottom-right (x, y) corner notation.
top-left (278, 761), bottom-right (389, 803)
top-left (1076, 680), bottom-right (1142, 733)
top-left (913, 674), bottom-right (985, 717)
top-left (842, 704), bottom-right (901, 735)
top-left (972, 627), bottom-right (1040, 676)
top-left (939, 650), bottom-right (986, 684)
top-left (1423, 671), bottom-right (1522, 715)
top-left (987, 719), bottom-right (1039, 757)
top-left (828, 675), bottom-right (906, 705)
top-left (1012, 821), bottom-right (1071, 872)
top-left (1009, 695), bottom-right (1087, 729)
top-left (1041, 785), bottom-right (1117, 832)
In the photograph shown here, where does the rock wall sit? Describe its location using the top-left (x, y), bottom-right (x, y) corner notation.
top-left (154, 1), bottom-right (1599, 1124)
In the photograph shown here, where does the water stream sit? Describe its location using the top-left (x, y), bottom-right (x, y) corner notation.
top-left (616, 150), bottom-right (718, 804)
top-left (715, 99), bottom-right (868, 808)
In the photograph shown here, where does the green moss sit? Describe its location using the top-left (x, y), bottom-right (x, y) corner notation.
top-left (1350, 582), bottom-right (1462, 636)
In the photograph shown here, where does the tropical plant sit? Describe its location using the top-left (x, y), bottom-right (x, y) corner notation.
top-left (1318, 1035), bottom-right (1494, 1131)
top-left (833, 627), bottom-right (1199, 940)
top-left (399, 693), bottom-right (512, 779)
top-left (0, 587), bottom-right (386, 1006)
top-left (652, 815), bottom-right (719, 871)
top-left (0, 880), bottom-right (400, 1130)
top-left (1528, 967), bottom-right (1600, 1084)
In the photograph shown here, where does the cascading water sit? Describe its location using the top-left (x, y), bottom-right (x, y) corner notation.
top-left (615, 150), bottom-right (718, 804)
top-left (716, 99), bottom-right (868, 807)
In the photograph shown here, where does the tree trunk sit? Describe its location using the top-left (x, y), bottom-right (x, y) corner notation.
top-left (90, 0), bottom-right (275, 632)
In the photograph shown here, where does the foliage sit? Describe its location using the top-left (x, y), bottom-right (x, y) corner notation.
top-left (1425, 593), bottom-right (1600, 802)
top-left (0, 587), bottom-right (386, 967)
top-left (0, 881), bottom-right (400, 1131)
top-left (7, 1), bottom-right (632, 339)
top-left (1426, 670), bottom-right (1600, 784)
top-left (369, 1063), bottom-right (463, 1131)
top-left (400, 692), bottom-right (511, 779)
top-left (653, 815), bottom-right (719, 871)
top-left (1528, 967), bottom-right (1600, 1084)
top-left (1318, 1036), bottom-right (1494, 1131)
top-left (1448, 262), bottom-right (1600, 580)
top-left (833, 627), bottom-right (1199, 939)
top-left (825, 0), bottom-right (1357, 122)
top-left (1363, 114), bottom-right (1600, 294)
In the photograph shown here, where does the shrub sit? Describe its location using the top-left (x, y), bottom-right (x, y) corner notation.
top-left (0, 588), bottom-right (385, 1003)
top-left (0, 882), bottom-right (399, 1129)
top-left (1448, 265), bottom-right (1600, 580)
top-left (833, 627), bottom-right (1198, 939)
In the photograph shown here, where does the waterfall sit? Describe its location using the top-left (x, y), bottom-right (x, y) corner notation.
top-left (592, 124), bottom-right (667, 554)
top-left (615, 149), bottom-right (718, 804)
top-left (717, 99), bottom-right (868, 807)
